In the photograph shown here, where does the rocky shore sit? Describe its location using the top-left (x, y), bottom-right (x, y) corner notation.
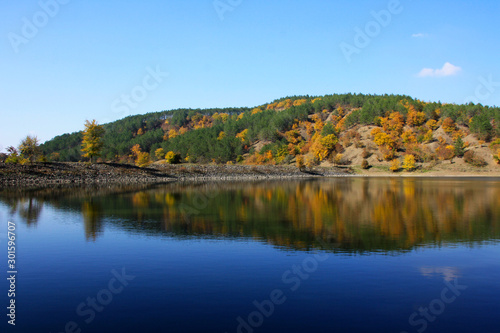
top-left (0, 162), bottom-right (351, 186)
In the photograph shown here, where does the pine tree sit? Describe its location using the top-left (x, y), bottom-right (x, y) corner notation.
top-left (453, 137), bottom-right (465, 157)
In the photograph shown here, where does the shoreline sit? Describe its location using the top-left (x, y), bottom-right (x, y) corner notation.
top-left (0, 162), bottom-right (349, 187)
top-left (1, 162), bottom-right (500, 187)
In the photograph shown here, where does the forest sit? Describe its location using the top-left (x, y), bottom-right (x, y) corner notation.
top-left (36, 93), bottom-right (500, 169)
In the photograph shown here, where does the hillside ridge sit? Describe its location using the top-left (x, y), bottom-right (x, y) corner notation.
top-left (37, 93), bottom-right (500, 172)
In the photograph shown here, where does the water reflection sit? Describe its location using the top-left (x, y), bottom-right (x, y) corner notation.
top-left (419, 267), bottom-right (460, 282)
top-left (1, 178), bottom-right (500, 251)
top-left (82, 200), bottom-right (104, 241)
top-left (2, 195), bottom-right (43, 226)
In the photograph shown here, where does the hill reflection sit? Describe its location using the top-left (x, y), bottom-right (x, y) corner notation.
top-left (2, 178), bottom-right (500, 251)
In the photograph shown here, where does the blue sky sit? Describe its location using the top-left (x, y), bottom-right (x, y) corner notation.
top-left (1, 0), bottom-right (499, 151)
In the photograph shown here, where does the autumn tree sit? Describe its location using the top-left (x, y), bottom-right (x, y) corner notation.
top-left (402, 154), bottom-right (416, 171)
top-left (407, 110), bottom-right (426, 127)
top-left (426, 119), bottom-right (438, 130)
top-left (130, 144), bottom-right (150, 167)
top-left (441, 117), bottom-right (456, 133)
top-left (380, 112), bottom-right (405, 135)
top-left (155, 148), bottom-right (165, 160)
top-left (81, 120), bottom-right (105, 163)
top-left (5, 146), bottom-right (20, 164)
top-left (165, 151), bottom-right (181, 164)
top-left (19, 135), bottom-right (41, 163)
top-left (436, 145), bottom-right (455, 162)
top-left (236, 129), bottom-right (249, 143)
top-left (390, 159), bottom-right (400, 172)
top-left (296, 155), bottom-right (305, 171)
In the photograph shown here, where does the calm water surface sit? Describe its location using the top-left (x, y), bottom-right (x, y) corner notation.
top-left (1, 178), bottom-right (500, 333)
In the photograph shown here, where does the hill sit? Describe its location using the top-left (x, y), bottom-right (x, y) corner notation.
top-left (39, 93), bottom-right (500, 172)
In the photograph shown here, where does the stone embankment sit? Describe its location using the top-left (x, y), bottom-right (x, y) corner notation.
top-left (0, 162), bottom-right (351, 186)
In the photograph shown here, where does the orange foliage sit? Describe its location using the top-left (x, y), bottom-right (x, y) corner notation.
top-left (407, 110), bottom-right (426, 127)
top-left (442, 117), bottom-right (456, 133)
top-left (426, 119), bottom-right (438, 130)
top-left (168, 129), bottom-right (178, 139)
top-left (293, 99), bottom-right (307, 107)
top-left (380, 112), bottom-right (404, 135)
top-left (371, 127), bottom-right (382, 137)
top-left (266, 102), bottom-right (278, 110)
top-left (285, 130), bottom-right (301, 144)
top-left (436, 145), bottom-right (455, 161)
top-left (335, 117), bottom-right (346, 133)
top-left (236, 129), bottom-right (249, 143)
top-left (276, 99), bottom-right (293, 110)
top-left (402, 130), bottom-right (417, 144)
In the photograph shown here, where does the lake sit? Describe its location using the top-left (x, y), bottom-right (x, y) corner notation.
top-left (1, 178), bottom-right (500, 333)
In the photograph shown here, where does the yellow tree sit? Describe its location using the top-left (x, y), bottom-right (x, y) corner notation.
top-left (19, 135), bottom-right (41, 163)
top-left (155, 148), bottom-right (165, 160)
top-left (402, 154), bottom-right (416, 171)
top-left (165, 151), bottom-right (180, 164)
top-left (81, 120), bottom-right (105, 163)
top-left (390, 159), bottom-right (400, 172)
top-left (236, 129), bottom-right (249, 143)
top-left (296, 155), bottom-right (305, 171)
top-left (130, 144), bottom-right (150, 167)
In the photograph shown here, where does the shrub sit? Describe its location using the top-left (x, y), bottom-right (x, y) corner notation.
top-left (361, 148), bottom-right (371, 159)
top-left (436, 145), bottom-right (455, 161)
top-left (390, 159), bottom-right (400, 172)
top-left (135, 152), bottom-right (150, 167)
top-left (296, 155), bottom-right (305, 170)
top-left (165, 151), bottom-right (181, 164)
top-left (333, 154), bottom-right (350, 166)
top-left (463, 150), bottom-right (487, 167)
top-left (361, 159), bottom-right (370, 169)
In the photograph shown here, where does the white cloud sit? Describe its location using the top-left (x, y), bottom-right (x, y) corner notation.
top-left (420, 266), bottom-right (460, 282)
top-left (417, 62), bottom-right (462, 78)
top-left (412, 33), bottom-right (426, 38)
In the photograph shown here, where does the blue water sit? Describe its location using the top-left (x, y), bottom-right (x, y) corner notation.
top-left (1, 178), bottom-right (500, 333)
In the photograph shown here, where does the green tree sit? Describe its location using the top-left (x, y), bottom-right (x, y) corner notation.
top-left (19, 135), bottom-right (41, 163)
top-left (470, 113), bottom-right (493, 141)
top-left (81, 120), bottom-right (105, 162)
top-left (453, 137), bottom-right (465, 157)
